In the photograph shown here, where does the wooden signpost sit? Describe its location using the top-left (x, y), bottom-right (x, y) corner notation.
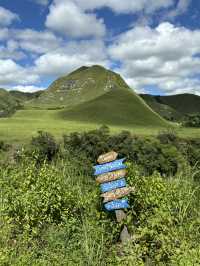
top-left (93, 151), bottom-right (133, 243)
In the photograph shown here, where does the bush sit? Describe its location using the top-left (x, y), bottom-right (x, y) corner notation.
top-left (157, 128), bottom-right (179, 145)
top-left (1, 151), bottom-right (200, 265)
top-left (63, 127), bottom-right (189, 177)
top-left (0, 152), bottom-right (115, 265)
top-left (131, 138), bottom-right (187, 176)
top-left (119, 163), bottom-right (200, 265)
top-left (183, 113), bottom-right (200, 127)
top-left (63, 125), bottom-right (110, 162)
top-left (30, 131), bottom-right (59, 162)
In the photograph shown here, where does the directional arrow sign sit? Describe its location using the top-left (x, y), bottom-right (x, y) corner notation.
top-left (104, 199), bottom-right (129, 211)
top-left (93, 158), bottom-right (126, 176)
top-left (97, 151), bottom-right (118, 164)
top-left (100, 178), bottom-right (126, 193)
top-left (96, 169), bottom-right (127, 184)
top-left (101, 187), bottom-right (134, 203)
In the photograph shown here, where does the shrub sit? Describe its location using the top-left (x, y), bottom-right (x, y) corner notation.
top-left (63, 125), bottom-right (110, 162)
top-left (0, 140), bottom-right (10, 151)
top-left (183, 113), bottom-right (200, 127)
top-left (121, 163), bottom-right (200, 265)
top-left (30, 131), bottom-right (59, 162)
top-left (63, 127), bottom-right (189, 176)
top-left (157, 128), bottom-right (179, 145)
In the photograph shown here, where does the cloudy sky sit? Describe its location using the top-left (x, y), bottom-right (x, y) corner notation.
top-left (0, 0), bottom-right (200, 95)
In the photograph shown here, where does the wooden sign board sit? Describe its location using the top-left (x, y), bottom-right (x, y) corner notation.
top-left (96, 169), bottom-right (126, 184)
top-left (93, 158), bottom-right (126, 176)
top-left (94, 151), bottom-right (132, 243)
top-left (101, 187), bottom-right (134, 203)
top-left (104, 199), bottom-right (129, 211)
top-left (100, 178), bottom-right (126, 193)
top-left (97, 151), bottom-right (118, 164)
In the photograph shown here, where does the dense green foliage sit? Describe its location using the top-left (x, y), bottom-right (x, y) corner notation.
top-left (64, 126), bottom-right (199, 177)
top-left (0, 127), bottom-right (200, 265)
top-left (30, 131), bottom-right (59, 162)
top-left (183, 113), bottom-right (200, 128)
top-left (0, 146), bottom-right (200, 265)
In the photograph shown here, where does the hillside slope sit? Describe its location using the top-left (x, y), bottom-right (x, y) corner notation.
top-left (28, 65), bottom-right (167, 127)
top-left (141, 93), bottom-right (200, 121)
top-left (59, 86), bottom-right (167, 127)
top-left (158, 94), bottom-right (200, 114)
top-left (28, 65), bottom-right (123, 108)
top-left (140, 94), bottom-right (182, 121)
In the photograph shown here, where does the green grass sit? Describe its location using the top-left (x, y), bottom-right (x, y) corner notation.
top-left (0, 108), bottom-right (199, 143)
top-left (60, 86), bottom-right (168, 127)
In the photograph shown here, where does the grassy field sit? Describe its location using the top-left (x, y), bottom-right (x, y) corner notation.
top-left (0, 108), bottom-right (200, 143)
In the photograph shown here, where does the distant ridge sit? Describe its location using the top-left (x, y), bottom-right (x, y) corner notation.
top-left (141, 93), bottom-right (200, 121)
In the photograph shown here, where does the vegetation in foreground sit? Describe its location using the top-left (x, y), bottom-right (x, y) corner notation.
top-left (0, 127), bottom-right (200, 265)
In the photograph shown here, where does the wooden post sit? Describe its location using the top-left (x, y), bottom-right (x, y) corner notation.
top-left (115, 210), bottom-right (131, 243)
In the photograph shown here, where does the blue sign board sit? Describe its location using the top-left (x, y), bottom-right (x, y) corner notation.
top-left (100, 178), bottom-right (126, 193)
top-left (93, 158), bottom-right (126, 176)
top-left (104, 199), bottom-right (129, 211)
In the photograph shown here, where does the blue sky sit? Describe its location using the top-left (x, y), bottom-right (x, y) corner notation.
top-left (0, 0), bottom-right (200, 95)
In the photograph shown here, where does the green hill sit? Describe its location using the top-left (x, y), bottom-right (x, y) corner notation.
top-left (10, 90), bottom-right (43, 102)
top-left (140, 93), bottom-right (200, 121)
top-left (1, 65), bottom-right (168, 127)
top-left (42, 65), bottom-right (167, 127)
top-left (158, 94), bottom-right (200, 114)
top-left (140, 94), bottom-right (182, 121)
top-left (59, 86), bottom-right (167, 127)
top-left (28, 65), bottom-right (119, 108)
top-left (0, 89), bottom-right (22, 117)
top-left (0, 89), bottom-right (44, 118)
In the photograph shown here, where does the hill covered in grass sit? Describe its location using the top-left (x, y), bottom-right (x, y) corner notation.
top-left (0, 89), bottom-right (44, 118)
top-left (28, 65), bottom-right (119, 108)
top-left (10, 90), bottom-right (43, 102)
top-left (0, 89), bottom-right (22, 117)
top-left (30, 65), bottom-right (168, 127)
top-left (141, 93), bottom-right (200, 121)
top-left (60, 86), bottom-right (167, 127)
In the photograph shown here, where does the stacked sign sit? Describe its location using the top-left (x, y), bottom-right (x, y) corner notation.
top-left (94, 151), bottom-right (133, 212)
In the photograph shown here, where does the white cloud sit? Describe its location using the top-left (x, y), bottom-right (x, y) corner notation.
top-left (0, 28), bottom-right (61, 54)
top-left (109, 22), bottom-right (200, 95)
top-left (0, 6), bottom-right (19, 26)
top-left (165, 0), bottom-right (191, 19)
top-left (15, 29), bottom-right (61, 54)
top-left (0, 41), bottom-right (25, 60)
top-left (0, 59), bottom-right (39, 86)
top-left (46, 0), bottom-right (105, 38)
top-left (34, 40), bottom-right (108, 76)
top-left (66, 0), bottom-right (174, 14)
top-left (11, 85), bottom-right (45, 92)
